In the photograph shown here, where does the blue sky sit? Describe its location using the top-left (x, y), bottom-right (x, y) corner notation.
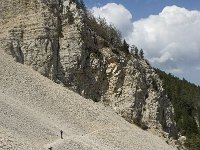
top-left (84, 0), bottom-right (200, 85)
top-left (85, 0), bottom-right (200, 21)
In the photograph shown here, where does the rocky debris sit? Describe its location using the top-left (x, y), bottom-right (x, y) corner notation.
top-left (0, 49), bottom-right (177, 150)
top-left (0, 0), bottom-right (178, 147)
top-left (0, 128), bottom-right (30, 150)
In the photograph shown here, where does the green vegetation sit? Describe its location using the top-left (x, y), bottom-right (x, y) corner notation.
top-left (155, 69), bottom-right (200, 149)
top-left (74, 0), bottom-right (130, 53)
top-left (75, 0), bottom-right (86, 10)
top-left (74, 2), bottom-right (200, 148)
top-left (130, 45), bottom-right (144, 59)
top-left (121, 40), bottom-right (129, 54)
top-left (139, 49), bottom-right (144, 58)
top-left (132, 118), bottom-right (149, 130)
top-left (185, 135), bottom-right (200, 150)
top-left (84, 11), bottom-right (122, 48)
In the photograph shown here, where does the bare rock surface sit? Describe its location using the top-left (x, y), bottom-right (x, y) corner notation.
top-left (0, 49), bottom-right (177, 150)
top-left (0, 0), bottom-right (179, 148)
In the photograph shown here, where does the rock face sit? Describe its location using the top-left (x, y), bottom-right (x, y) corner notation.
top-left (0, 0), bottom-right (177, 141)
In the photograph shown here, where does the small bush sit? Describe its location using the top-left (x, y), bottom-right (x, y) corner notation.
top-left (133, 118), bottom-right (148, 130)
top-left (185, 135), bottom-right (200, 150)
top-left (152, 79), bottom-right (158, 90)
top-left (83, 10), bottom-right (122, 49)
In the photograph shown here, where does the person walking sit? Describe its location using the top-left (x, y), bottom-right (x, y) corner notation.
top-left (60, 130), bottom-right (63, 139)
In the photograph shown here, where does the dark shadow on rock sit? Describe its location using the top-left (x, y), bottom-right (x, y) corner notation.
top-left (9, 40), bottom-right (24, 64)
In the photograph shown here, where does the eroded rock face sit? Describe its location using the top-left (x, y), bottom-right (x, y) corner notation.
top-left (0, 0), bottom-right (84, 82)
top-left (0, 0), bottom-right (177, 141)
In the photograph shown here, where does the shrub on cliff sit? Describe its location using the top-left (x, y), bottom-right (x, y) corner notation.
top-left (82, 9), bottom-right (122, 49)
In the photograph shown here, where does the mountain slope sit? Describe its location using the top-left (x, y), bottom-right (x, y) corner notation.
top-left (0, 50), bottom-right (177, 149)
top-left (0, 0), bottom-right (177, 140)
top-left (156, 69), bottom-right (200, 149)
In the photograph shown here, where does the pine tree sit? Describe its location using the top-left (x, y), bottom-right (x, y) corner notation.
top-left (77, 0), bottom-right (86, 10)
top-left (122, 40), bottom-right (129, 54)
top-left (135, 46), bottom-right (139, 56)
top-left (155, 68), bottom-right (200, 149)
top-left (139, 49), bottom-right (144, 58)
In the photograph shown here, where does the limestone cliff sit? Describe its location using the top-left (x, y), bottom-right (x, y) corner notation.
top-left (0, 0), bottom-right (177, 144)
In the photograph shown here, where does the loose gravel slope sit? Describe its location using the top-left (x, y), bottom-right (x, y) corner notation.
top-left (0, 50), bottom-right (176, 150)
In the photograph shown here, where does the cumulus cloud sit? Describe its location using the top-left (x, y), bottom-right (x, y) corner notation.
top-left (92, 4), bottom-right (200, 85)
top-left (129, 6), bottom-right (200, 66)
top-left (92, 3), bottom-right (133, 37)
top-left (195, 66), bottom-right (200, 71)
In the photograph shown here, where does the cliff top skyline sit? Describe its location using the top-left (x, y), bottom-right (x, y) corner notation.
top-left (85, 0), bottom-right (200, 85)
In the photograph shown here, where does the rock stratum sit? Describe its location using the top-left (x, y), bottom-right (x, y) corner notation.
top-left (0, 0), bottom-right (179, 149)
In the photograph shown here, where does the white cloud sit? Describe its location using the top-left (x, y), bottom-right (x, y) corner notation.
top-left (129, 6), bottom-right (200, 65)
top-left (195, 66), bottom-right (200, 71)
top-left (92, 3), bottom-right (133, 37)
top-left (167, 68), bottom-right (183, 74)
top-left (92, 4), bottom-right (200, 85)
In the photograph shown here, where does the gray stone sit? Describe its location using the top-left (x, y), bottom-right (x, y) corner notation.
top-left (0, 0), bottom-right (178, 147)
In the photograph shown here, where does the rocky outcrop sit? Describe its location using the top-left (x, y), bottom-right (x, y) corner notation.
top-left (0, 0), bottom-right (177, 144)
top-left (0, 0), bottom-right (84, 82)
